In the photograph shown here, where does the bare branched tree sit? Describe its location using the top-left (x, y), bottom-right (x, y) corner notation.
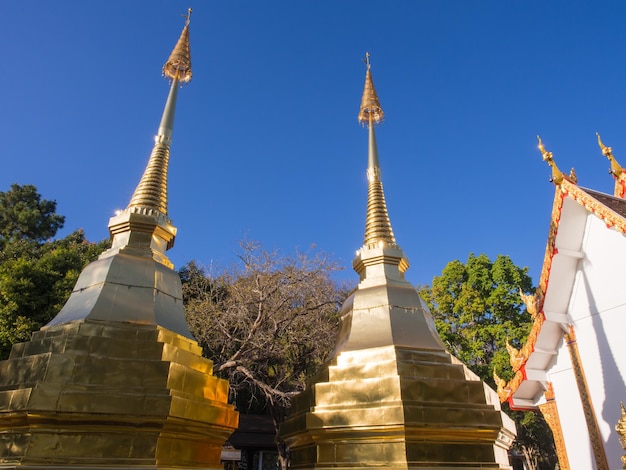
top-left (181, 241), bottom-right (346, 469)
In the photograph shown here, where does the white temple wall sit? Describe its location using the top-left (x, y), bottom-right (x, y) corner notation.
top-left (549, 213), bottom-right (626, 468)
top-left (549, 336), bottom-right (595, 470)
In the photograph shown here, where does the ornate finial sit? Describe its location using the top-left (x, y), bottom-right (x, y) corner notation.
top-left (493, 368), bottom-right (506, 390)
top-left (519, 289), bottom-right (539, 318)
top-left (538, 136), bottom-right (564, 185)
top-left (493, 368), bottom-right (510, 402)
top-left (358, 53), bottom-right (384, 126)
top-left (506, 340), bottom-right (525, 372)
top-left (597, 132), bottom-right (612, 160)
top-left (358, 54), bottom-right (396, 248)
top-left (569, 167), bottom-right (578, 184)
top-left (127, 11), bottom-right (194, 219)
top-left (163, 9), bottom-right (193, 84)
top-left (597, 132), bottom-right (626, 198)
top-left (363, 52), bottom-right (371, 70)
top-left (597, 132), bottom-right (623, 177)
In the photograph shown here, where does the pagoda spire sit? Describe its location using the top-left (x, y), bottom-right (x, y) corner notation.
top-left (0, 13), bottom-right (239, 468)
top-left (128, 8), bottom-right (192, 217)
top-left (358, 53), bottom-right (396, 248)
top-left (45, 11), bottom-right (195, 338)
top-left (280, 54), bottom-right (516, 470)
top-left (341, 53), bottom-right (443, 352)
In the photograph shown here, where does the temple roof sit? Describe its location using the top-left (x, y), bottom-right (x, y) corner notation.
top-left (580, 187), bottom-right (626, 219)
top-left (497, 139), bottom-right (626, 408)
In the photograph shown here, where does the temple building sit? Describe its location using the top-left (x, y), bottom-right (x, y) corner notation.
top-left (280, 54), bottom-right (516, 470)
top-left (0, 11), bottom-right (238, 469)
top-left (496, 136), bottom-right (626, 470)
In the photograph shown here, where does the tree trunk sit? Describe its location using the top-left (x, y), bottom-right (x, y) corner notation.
top-left (521, 445), bottom-right (538, 470)
top-left (277, 437), bottom-right (290, 470)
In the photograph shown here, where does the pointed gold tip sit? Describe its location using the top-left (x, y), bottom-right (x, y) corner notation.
top-left (358, 53), bottom-right (384, 126)
top-left (537, 136), bottom-right (564, 185)
top-left (364, 51), bottom-right (371, 70)
top-left (163, 10), bottom-right (193, 84)
top-left (597, 132), bottom-right (623, 179)
top-left (597, 132), bottom-right (613, 157)
top-left (537, 135), bottom-right (550, 160)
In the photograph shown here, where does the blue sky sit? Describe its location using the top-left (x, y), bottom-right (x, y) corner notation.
top-left (2, 1), bottom-right (626, 287)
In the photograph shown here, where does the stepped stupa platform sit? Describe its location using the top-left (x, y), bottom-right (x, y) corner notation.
top-left (0, 9), bottom-right (238, 469)
top-left (280, 53), bottom-right (515, 470)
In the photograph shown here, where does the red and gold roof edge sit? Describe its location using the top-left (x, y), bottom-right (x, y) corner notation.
top-left (613, 174), bottom-right (626, 199)
top-left (495, 187), bottom-right (563, 403)
top-left (565, 180), bottom-right (626, 233)
top-left (497, 174), bottom-right (626, 404)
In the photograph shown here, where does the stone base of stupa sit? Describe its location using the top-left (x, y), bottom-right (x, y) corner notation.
top-left (281, 345), bottom-right (515, 470)
top-left (0, 320), bottom-right (238, 469)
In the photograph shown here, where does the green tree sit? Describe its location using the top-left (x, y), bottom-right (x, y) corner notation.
top-left (419, 253), bottom-right (533, 381)
top-left (419, 253), bottom-right (557, 470)
top-left (0, 184), bottom-right (65, 249)
top-left (182, 241), bottom-right (345, 470)
top-left (0, 185), bottom-right (109, 359)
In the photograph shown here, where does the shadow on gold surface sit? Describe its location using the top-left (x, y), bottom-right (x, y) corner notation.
top-left (0, 320), bottom-right (238, 469)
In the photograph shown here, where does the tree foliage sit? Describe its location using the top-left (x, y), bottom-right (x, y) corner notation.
top-left (419, 253), bottom-right (533, 381)
top-left (0, 184), bottom-right (65, 249)
top-left (419, 253), bottom-right (557, 469)
top-left (0, 184), bottom-right (109, 359)
top-left (182, 241), bottom-right (345, 468)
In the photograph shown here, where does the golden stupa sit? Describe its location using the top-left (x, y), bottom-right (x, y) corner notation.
top-left (0, 10), bottom-right (238, 469)
top-left (279, 54), bottom-right (516, 469)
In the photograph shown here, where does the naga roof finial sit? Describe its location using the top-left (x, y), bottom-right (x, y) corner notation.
top-left (597, 132), bottom-right (623, 178)
top-left (538, 136), bottom-right (564, 185)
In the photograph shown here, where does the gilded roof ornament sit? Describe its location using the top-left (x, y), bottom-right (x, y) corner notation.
top-left (493, 368), bottom-right (510, 403)
top-left (163, 8), bottom-right (193, 84)
top-left (597, 132), bottom-right (622, 178)
top-left (358, 53), bottom-right (384, 126)
top-left (519, 289), bottom-right (540, 318)
top-left (506, 340), bottom-right (525, 373)
top-left (538, 136), bottom-right (564, 185)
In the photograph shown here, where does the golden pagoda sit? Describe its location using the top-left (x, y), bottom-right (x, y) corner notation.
top-left (0, 10), bottom-right (238, 469)
top-left (279, 54), bottom-right (516, 469)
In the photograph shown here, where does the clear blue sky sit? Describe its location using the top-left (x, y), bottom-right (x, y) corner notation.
top-left (2, 1), bottom-right (626, 287)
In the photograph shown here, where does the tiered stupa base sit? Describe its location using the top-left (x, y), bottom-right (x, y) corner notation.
top-left (0, 320), bottom-right (238, 469)
top-left (282, 345), bottom-right (515, 469)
